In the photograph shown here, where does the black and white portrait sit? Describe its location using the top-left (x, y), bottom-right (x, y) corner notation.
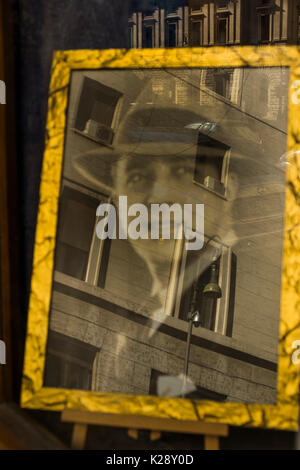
top-left (43, 66), bottom-right (289, 404)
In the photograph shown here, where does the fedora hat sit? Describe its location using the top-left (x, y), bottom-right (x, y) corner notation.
top-left (74, 103), bottom-right (230, 193)
top-left (73, 102), bottom-right (280, 194)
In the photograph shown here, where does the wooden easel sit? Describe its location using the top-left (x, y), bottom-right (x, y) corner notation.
top-left (61, 409), bottom-right (228, 450)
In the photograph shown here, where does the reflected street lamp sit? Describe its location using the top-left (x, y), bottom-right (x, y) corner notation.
top-left (181, 239), bottom-right (222, 398)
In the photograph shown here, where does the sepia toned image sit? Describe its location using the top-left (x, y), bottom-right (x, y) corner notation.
top-left (42, 66), bottom-right (289, 404)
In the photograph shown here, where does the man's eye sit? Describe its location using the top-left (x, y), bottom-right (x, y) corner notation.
top-left (128, 173), bottom-right (145, 184)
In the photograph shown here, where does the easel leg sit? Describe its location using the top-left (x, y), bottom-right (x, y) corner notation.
top-left (71, 423), bottom-right (88, 450)
top-left (61, 410), bottom-right (228, 450)
top-left (204, 435), bottom-right (219, 450)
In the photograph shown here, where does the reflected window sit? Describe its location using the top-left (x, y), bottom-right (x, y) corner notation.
top-left (143, 25), bottom-right (154, 47)
top-left (128, 25), bottom-right (134, 48)
top-left (55, 187), bottom-right (99, 281)
top-left (44, 331), bottom-right (98, 390)
top-left (260, 14), bottom-right (270, 42)
top-left (216, 17), bottom-right (227, 44)
top-left (170, 237), bottom-right (236, 337)
top-left (205, 68), bottom-right (233, 101)
top-left (190, 20), bottom-right (203, 46)
top-left (215, 71), bottom-right (231, 98)
top-left (55, 185), bottom-right (111, 285)
top-left (178, 256), bottom-right (221, 331)
top-left (74, 77), bottom-right (122, 146)
top-left (166, 22), bottom-right (177, 47)
top-left (194, 133), bottom-right (230, 196)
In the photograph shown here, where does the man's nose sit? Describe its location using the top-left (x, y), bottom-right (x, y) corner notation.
top-left (146, 179), bottom-right (178, 205)
top-left (141, 166), bottom-right (174, 203)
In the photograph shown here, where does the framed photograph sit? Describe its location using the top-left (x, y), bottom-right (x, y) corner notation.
top-left (21, 46), bottom-right (300, 431)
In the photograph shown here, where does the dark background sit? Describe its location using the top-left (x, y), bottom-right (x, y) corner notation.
top-left (5, 0), bottom-right (299, 449)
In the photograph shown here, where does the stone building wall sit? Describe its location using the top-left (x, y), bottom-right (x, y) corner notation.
top-left (49, 275), bottom-right (278, 402)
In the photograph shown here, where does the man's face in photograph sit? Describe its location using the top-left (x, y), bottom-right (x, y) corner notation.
top-left (110, 148), bottom-right (237, 291)
top-left (112, 153), bottom-right (196, 268)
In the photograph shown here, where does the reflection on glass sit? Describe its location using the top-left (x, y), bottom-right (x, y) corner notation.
top-left (44, 67), bottom-right (288, 405)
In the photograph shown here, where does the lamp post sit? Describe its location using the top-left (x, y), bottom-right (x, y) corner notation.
top-left (181, 239), bottom-right (223, 398)
top-left (181, 279), bottom-right (201, 398)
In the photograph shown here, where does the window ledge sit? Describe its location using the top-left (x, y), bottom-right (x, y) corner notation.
top-left (71, 128), bottom-right (113, 149)
top-left (165, 13), bottom-right (180, 19)
top-left (193, 179), bottom-right (227, 200)
top-left (52, 270), bottom-right (278, 366)
top-left (256, 5), bottom-right (274, 11)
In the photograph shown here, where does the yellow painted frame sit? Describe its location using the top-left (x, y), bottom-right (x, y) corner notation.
top-left (21, 46), bottom-right (300, 431)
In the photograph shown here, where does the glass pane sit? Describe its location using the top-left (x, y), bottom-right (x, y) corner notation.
top-left (191, 21), bottom-right (202, 46)
top-left (45, 67), bottom-right (289, 405)
top-left (178, 252), bottom-right (221, 332)
top-left (167, 23), bottom-right (177, 46)
top-left (44, 331), bottom-right (97, 390)
top-left (261, 15), bottom-right (270, 42)
top-left (217, 19), bottom-right (227, 44)
top-left (194, 134), bottom-right (228, 185)
top-left (54, 188), bottom-right (98, 280)
top-left (143, 26), bottom-right (153, 47)
top-left (75, 77), bottom-right (121, 132)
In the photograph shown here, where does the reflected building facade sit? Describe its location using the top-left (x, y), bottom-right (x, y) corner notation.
top-left (128, 1), bottom-right (291, 125)
top-left (128, 0), bottom-right (300, 49)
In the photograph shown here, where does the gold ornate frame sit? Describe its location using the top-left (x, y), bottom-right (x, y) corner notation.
top-left (21, 46), bottom-right (300, 431)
